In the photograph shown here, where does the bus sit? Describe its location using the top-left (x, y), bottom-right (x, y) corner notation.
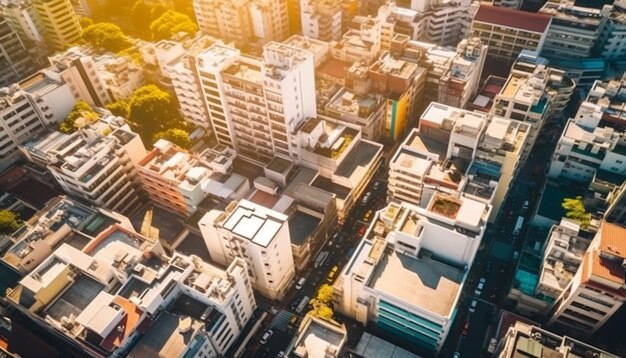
top-left (314, 251), bottom-right (329, 268)
top-left (513, 216), bottom-right (524, 236)
top-left (295, 296), bottom-right (310, 314)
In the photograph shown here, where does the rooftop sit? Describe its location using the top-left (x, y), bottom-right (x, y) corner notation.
top-left (289, 210), bottom-right (321, 246)
top-left (367, 249), bottom-right (463, 316)
top-left (128, 312), bottom-right (203, 358)
top-left (222, 200), bottom-right (287, 247)
top-left (335, 140), bottom-right (382, 179)
top-left (474, 5), bottom-right (552, 33)
top-left (294, 316), bottom-right (346, 358)
top-left (354, 332), bottom-right (422, 358)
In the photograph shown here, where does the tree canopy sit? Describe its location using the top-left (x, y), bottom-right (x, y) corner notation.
top-left (0, 210), bottom-right (22, 235)
top-left (126, 85), bottom-right (184, 143)
top-left (309, 284), bottom-right (335, 320)
top-left (106, 100), bottom-right (130, 118)
top-left (82, 22), bottom-right (133, 53)
top-left (154, 128), bottom-right (191, 149)
top-left (150, 10), bottom-right (197, 41)
top-left (59, 100), bottom-right (98, 133)
top-left (562, 196), bottom-right (591, 228)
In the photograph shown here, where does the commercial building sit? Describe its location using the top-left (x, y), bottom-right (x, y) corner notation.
top-left (334, 198), bottom-right (489, 354)
top-left (32, 0), bottom-right (82, 52)
top-left (494, 320), bottom-right (619, 358)
top-left (6, 224), bottom-right (256, 357)
top-left (471, 5), bottom-right (551, 63)
top-left (547, 222), bottom-right (626, 337)
top-left (20, 117), bottom-right (146, 215)
top-left (0, 72), bottom-right (74, 168)
top-left (199, 199), bottom-right (296, 300)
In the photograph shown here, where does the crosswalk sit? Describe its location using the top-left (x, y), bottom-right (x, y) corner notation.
top-left (271, 310), bottom-right (295, 332)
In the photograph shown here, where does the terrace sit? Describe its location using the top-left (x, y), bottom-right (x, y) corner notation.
top-left (428, 195), bottom-right (462, 219)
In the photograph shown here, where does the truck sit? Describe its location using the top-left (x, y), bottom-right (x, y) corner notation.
top-left (512, 216), bottom-right (524, 236)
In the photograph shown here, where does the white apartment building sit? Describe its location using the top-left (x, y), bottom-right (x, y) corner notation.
top-left (32, 0), bottom-right (82, 52)
top-left (330, 15), bottom-right (382, 64)
top-left (471, 4), bottom-right (551, 63)
top-left (322, 87), bottom-right (386, 140)
top-left (539, 1), bottom-right (607, 60)
top-left (7, 224), bottom-right (256, 357)
top-left (21, 119), bottom-right (146, 215)
top-left (0, 72), bottom-right (74, 168)
top-left (282, 34), bottom-right (331, 68)
top-left (334, 198), bottom-right (489, 354)
top-left (96, 56), bottom-right (144, 101)
top-left (300, 0), bottom-right (343, 42)
top-left (199, 200), bottom-right (296, 300)
top-left (598, 0), bottom-right (626, 60)
top-left (548, 222), bottom-right (626, 338)
top-left (48, 47), bottom-right (112, 107)
top-left (0, 0), bottom-right (46, 44)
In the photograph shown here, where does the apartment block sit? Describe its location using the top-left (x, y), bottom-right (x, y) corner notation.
top-left (0, 72), bottom-right (74, 168)
top-left (471, 5), bottom-right (551, 63)
top-left (495, 321), bottom-right (618, 358)
top-left (0, 0), bottom-right (46, 44)
top-left (491, 55), bottom-right (575, 158)
top-left (21, 119), bottom-right (146, 215)
top-left (335, 197), bottom-right (489, 354)
top-left (282, 34), bottom-right (331, 68)
top-left (1, 196), bottom-right (134, 274)
top-left (322, 87), bottom-right (385, 140)
top-left (194, 0), bottom-right (289, 54)
top-left (539, 1), bottom-right (607, 60)
top-left (199, 199), bottom-right (296, 300)
top-left (300, 0), bottom-right (343, 42)
top-left (7, 224), bottom-right (256, 357)
top-left (605, 179), bottom-right (626, 226)
top-left (598, 0), bottom-right (626, 60)
top-left (0, 18), bottom-right (41, 87)
top-left (547, 222), bottom-right (626, 338)
top-left (33, 0), bottom-right (82, 52)
top-left (391, 35), bottom-right (487, 110)
top-left (136, 139), bottom-right (243, 217)
top-left (508, 218), bottom-right (594, 315)
top-left (330, 15), bottom-right (382, 64)
top-left (585, 78), bottom-right (626, 131)
top-left (48, 47), bottom-right (112, 107)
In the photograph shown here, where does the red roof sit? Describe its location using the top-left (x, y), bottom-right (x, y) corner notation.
top-left (474, 5), bottom-right (552, 33)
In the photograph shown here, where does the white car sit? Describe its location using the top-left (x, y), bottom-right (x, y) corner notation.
top-left (469, 299), bottom-right (477, 313)
top-left (260, 329), bottom-right (273, 344)
top-left (295, 277), bottom-right (306, 290)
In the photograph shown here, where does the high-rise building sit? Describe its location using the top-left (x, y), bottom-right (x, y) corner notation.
top-left (598, 0), bottom-right (626, 60)
top-left (0, 72), bottom-right (74, 168)
top-left (300, 0), bottom-right (343, 42)
top-left (547, 222), bottom-right (626, 338)
top-left (199, 200), bottom-right (296, 300)
top-left (0, 0), bottom-right (46, 44)
top-left (0, 18), bottom-right (40, 87)
top-left (471, 5), bottom-right (551, 63)
top-left (33, 0), bottom-right (82, 52)
top-left (21, 118), bottom-right (147, 215)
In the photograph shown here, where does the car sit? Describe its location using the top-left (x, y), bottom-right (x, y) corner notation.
top-left (364, 211), bottom-right (372, 221)
top-left (260, 329), bottom-right (273, 344)
top-left (513, 251), bottom-right (520, 260)
top-left (522, 200), bottom-right (530, 210)
top-left (462, 321), bottom-right (470, 335)
top-left (295, 277), bottom-right (306, 290)
top-left (469, 299), bottom-right (477, 313)
top-left (373, 181), bottom-right (380, 190)
top-left (479, 277), bottom-right (486, 284)
top-left (276, 352), bottom-right (285, 358)
top-left (327, 266), bottom-right (339, 283)
top-left (453, 352), bottom-right (461, 358)
top-left (288, 315), bottom-right (298, 327)
top-left (358, 225), bottom-right (366, 236)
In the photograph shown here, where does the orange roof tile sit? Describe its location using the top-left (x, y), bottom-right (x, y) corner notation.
top-left (101, 297), bottom-right (143, 352)
top-left (598, 222), bottom-right (626, 259)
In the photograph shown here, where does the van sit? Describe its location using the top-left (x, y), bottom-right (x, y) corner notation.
top-left (296, 277), bottom-right (306, 290)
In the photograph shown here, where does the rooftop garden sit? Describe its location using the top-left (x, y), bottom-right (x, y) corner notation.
top-left (430, 195), bottom-right (462, 219)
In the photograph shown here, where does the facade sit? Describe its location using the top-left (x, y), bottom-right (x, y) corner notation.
top-left (199, 199), bottom-right (296, 300)
top-left (6, 224), bottom-right (256, 357)
top-left (32, 0), bottom-right (82, 52)
top-left (0, 18), bottom-right (42, 87)
top-left (495, 321), bottom-right (619, 358)
top-left (334, 198), bottom-right (489, 354)
top-left (471, 5), bottom-right (551, 63)
top-left (48, 47), bottom-right (112, 107)
top-left (0, 0), bottom-right (46, 44)
top-left (330, 15), bottom-right (382, 64)
top-left (598, 0), bottom-right (626, 60)
top-left (0, 72), bottom-right (74, 168)
top-left (21, 118), bottom-right (146, 215)
top-left (300, 0), bottom-right (343, 42)
top-left (547, 222), bottom-right (626, 338)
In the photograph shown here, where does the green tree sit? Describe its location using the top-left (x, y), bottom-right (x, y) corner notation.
top-left (149, 10), bottom-right (197, 41)
top-left (106, 100), bottom-right (130, 118)
top-left (59, 100), bottom-right (98, 133)
top-left (79, 16), bottom-right (94, 29)
top-left (316, 284), bottom-right (333, 305)
top-left (154, 128), bottom-right (191, 149)
top-left (127, 85), bottom-right (182, 140)
top-left (562, 196), bottom-right (591, 228)
top-left (82, 22), bottom-right (132, 53)
top-left (0, 210), bottom-right (22, 235)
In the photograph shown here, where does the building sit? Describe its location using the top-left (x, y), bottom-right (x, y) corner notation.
top-left (48, 47), bottom-right (112, 107)
top-left (96, 55), bottom-right (144, 101)
top-left (136, 139), bottom-right (242, 217)
top-left (292, 315), bottom-right (347, 358)
top-left (300, 0), bottom-right (343, 42)
top-left (6, 223), bottom-right (256, 357)
top-left (539, 1), bottom-right (607, 61)
top-left (598, 0), bottom-right (626, 60)
top-left (32, 0), bottom-right (82, 52)
top-left (330, 15), bottom-right (382, 64)
top-left (471, 5), bottom-right (551, 63)
top-left (468, 75), bottom-right (507, 113)
top-left (0, 0), bottom-right (46, 44)
top-left (494, 320), bottom-right (619, 358)
top-left (605, 178), bottom-right (626, 226)
top-left (584, 78), bottom-right (626, 132)
top-left (0, 72), bottom-right (75, 168)
top-left (547, 222), bottom-right (626, 337)
top-left (20, 118), bottom-right (146, 215)
top-left (0, 18), bottom-right (42, 87)
top-left (193, 0), bottom-right (289, 54)
top-left (334, 198), bottom-right (489, 354)
top-left (322, 87), bottom-right (385, 140)
top-left (199, 199), bottom-right (296, 300)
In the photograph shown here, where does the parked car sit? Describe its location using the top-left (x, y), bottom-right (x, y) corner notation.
top-left (295, 277), bottom-right (306, 290)
top-left (469, 299), bottom-right (477, 313)
top-left (260, 329), bottom-right (273, 344)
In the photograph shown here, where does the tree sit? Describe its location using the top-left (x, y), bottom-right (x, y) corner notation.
top-left (0, 210), bottom-right (22, 235)
top-left (106, 100), bottom-right (130, 118)
top-left (149, 10), bottom-right (197, 41)
top-left (316, 305), bottom-right (334, 320)
top-left (127, 85), bottom-right (183, 141)
top-left (562, 196), bottom-right (591, 228)
top-left (79, 16), bottom-right (94, 29)
top-left (59, 100), bottom-right (98, 133)
top-left (154, 128), bottom-right (191, 149)
top-left (316, 284), bottom-right (333, 305)
top-left (82, 22), bottom-right (132, 53)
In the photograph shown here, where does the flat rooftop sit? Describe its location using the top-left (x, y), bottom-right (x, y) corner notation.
top-left (289, 210), bottom-right (321, 246)
top-left (368, 250), bottom-right (463, 316)
top-left (297, 319), bottom-right (345, 358)
top-left (335, 140), bottom-right (381, 178)
top-left (311, 176), bottom-right (350, 200)
top-left (222, 201), bottom-right (286, 247)
top-left (128, 312), bottom-right (202, 358)
top-left (391, 149), bottom-right (432, 177)
top-left (405, 131), bottom-right (447, 158)
top-left (354, 332), bottom-right (422, 358)
top-left (44, 274), bottom-right (104, 322)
